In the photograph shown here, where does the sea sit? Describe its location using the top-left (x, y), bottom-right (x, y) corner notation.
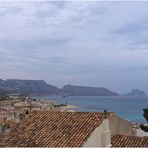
top-left (33, 96), bottom-right (148, 123)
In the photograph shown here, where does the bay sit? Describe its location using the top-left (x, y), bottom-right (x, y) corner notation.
top-left (34, 95), bottom-right (148, 123)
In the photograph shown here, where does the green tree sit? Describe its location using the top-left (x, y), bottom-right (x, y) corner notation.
top-left (140, 108), bottom-right (148, 132)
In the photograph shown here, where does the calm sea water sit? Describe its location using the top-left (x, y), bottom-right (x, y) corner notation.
top-left (34, 96), bottom-right (148, 123)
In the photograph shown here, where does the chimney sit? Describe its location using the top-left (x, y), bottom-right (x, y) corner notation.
top-left (101, 110), bottom-right (111, 147)
top-left (25, 110), bottom-right (29, 119)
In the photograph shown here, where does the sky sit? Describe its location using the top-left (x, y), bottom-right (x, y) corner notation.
top-left (0, 1), bottom-right (148, 93)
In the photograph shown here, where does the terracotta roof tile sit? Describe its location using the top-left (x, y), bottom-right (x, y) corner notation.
top-left (111, 135), bottom-right (148, 147)
top-left (0, 111), bottom-right (114, 147)
top-left (0, 100), bottom-right (11, 105)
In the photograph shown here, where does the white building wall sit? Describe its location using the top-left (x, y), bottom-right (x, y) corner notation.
top-left (136, 128), bottom-right (148, 137)
top-left (83, 124), bottom-right (103, 147)
top-left (83, 115), bottom-right (133, 147)
top-left (109, 115), bottom-right (133, 136)
top-left (101, 119), bottom-right (111, 147)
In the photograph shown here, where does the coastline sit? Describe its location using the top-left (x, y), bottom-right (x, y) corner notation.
top-left (63, 105), bottom-right (79, 109)
top-left (33, 95), bottom-right (148, 123)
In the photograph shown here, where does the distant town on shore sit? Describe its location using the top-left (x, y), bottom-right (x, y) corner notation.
top-left (0, 79), bottom-right (147, 97)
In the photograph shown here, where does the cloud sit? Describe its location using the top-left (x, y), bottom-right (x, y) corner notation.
top-left (114, 23), bottom-right (144, 35)
top-left (0, 35), bottom-right (73, 51)
top-left (0, 4), bottom-right (23, 16)
top-left (112, 20), bottom-right (148, 50)
top-left (0, 1), bottom-right (148, 93)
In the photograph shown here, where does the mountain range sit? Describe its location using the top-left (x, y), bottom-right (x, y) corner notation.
top-left (0, 79), bottom-right (147, 96)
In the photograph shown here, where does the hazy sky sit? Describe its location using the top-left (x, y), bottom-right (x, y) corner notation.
top-left (0, 1), bottom-right (148, 93)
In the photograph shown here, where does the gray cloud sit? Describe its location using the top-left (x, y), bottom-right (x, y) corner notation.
top-left (0, 3), bottom-right (23, 16)
top-left (1, 1), bottom-right (148, 93)
top-left (114, 23), bottom-right (144, 34)
top-left (0, 36), bottom-right (73, 50)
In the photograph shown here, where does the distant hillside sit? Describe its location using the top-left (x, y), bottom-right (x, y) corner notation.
top-left (0, 79), bottom-right (61, 96)
top-left (0, 79), bottom-right (119, 96)
top-left (125, 89), bottom-right (147, 96)
top-left (62, 84), bottom-right (118, 96)
top-left (1, 79), bottom-right (147, 97)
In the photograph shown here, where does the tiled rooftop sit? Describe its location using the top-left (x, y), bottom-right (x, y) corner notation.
top-left (111, 135), bottom-right (148, 147)
top-left (0, 110), bottom-right (114, 147)
top-left (0, 100), bottom-right (12, 105)
top-left (0, 119), bottom-right (17, 128)
top-left (0, 119), bottom-right (4, 125)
